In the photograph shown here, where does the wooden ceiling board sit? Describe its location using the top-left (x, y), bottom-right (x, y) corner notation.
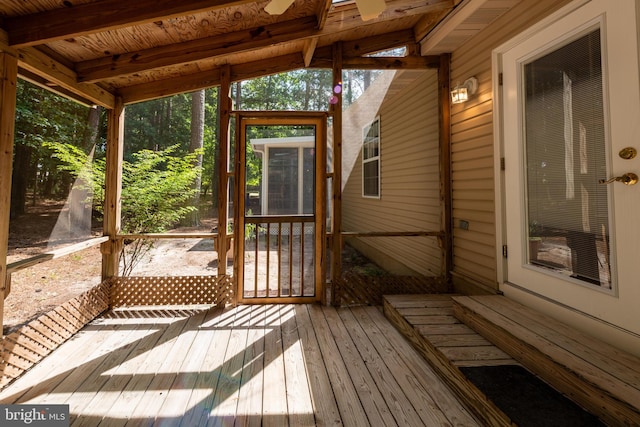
top-left (0, 0), bottom-right (523, 104)
top-left (105, 40), bottom-right (306, 89)
top-left (0, 0), bottom-right (97, 17)
top-left (45, 2), bottom-right (315, 61)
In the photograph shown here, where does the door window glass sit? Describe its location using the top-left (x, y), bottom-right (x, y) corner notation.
top-left (524, 28), bottom-right (611, 288)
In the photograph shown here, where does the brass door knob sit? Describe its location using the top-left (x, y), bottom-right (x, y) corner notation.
top-left (599, 173), bottom-right (638, 185)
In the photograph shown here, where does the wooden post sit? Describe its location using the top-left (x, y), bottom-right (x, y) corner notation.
top-left (0, 51), bottom-right (18, 334)
top-left (438, 53), bottom-right (453, 288)
top-left (217, 65), bottom-right (231, 278)
top-left (330, 42), bottom-right (343, 305)
top-left (101, 97), bottom-right (125, 280)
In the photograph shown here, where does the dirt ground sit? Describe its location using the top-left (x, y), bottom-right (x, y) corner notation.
top-left (4, 201), bottom-right (219, 335)
top-left (5, 201), bottom-right (102, 334)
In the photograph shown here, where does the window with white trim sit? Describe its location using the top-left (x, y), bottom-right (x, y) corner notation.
top-left (362, 117), bottom-right (380, 198)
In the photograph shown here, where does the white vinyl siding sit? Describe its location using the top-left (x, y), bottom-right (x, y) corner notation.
top-left (449, 0), bottom-right (575, 289)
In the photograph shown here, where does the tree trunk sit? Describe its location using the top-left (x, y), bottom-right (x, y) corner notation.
top-left (31, 153), bottom-right (39, 206)
top-left (346, 70), bottom-right (353, 105)
top-left (10, 144), bottom-right (32, 219)
top-left (364, 70), bottom-right (371, 91)
top-left (213, 88), bottom-right (221, 211)
top-left (187, 89), bottom-right (205, 226)
top-left (84, 106), bottom-right (102, 149)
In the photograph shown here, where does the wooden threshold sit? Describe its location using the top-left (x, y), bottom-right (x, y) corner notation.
top-left (383, 294), bottom-right (518, 427)
top-left (0, 304), bottom-right (480, 426)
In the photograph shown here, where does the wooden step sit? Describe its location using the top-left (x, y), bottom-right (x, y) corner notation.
top-left (452, 295), bottom-right (640, 427)
top-left (383, 294), bottom-right (517, 426)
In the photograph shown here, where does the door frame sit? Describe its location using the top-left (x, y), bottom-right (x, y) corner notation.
top-left (492, 0), bottom-right (640, 353)
top-left (234, 111), bottom-right (327, 304)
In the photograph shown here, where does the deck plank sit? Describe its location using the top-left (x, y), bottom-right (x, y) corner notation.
top-left (259, 305), bottom-right (288, 427)
top-left (439, 345), bottom-right (513, 362)
top-left (397, 307), bottom-right (454, 316)
top-left (207, 305), bottom-right (253, 427)
top-left (1, 303), bottom-right (481, 426)
top-left (362, 306), bottom-right (480, 427)
top-left (124, 310), bottom-right (209, 426)
top-left (425, 334), bottom-right (491, 347)
top-left (307, 305), bottom-right (369, 427)
top-left (179, 306), bottom-right (237, 427)
top-left (338, 308), bottom-right (425, 427)
top-left (322, 306), bottom-right (398, 427)
top-left (293, 305), bottom-right (342, 426)
top-left (234, 305), bottom-right (267, 427)
top-left (96, 313), bottom-right (209, 427)
top-left (73, 321), bottom-right (169, 427)
top-left (280, 305), bottom-right (315, 426)
top-left (405, 315), bottom-right (459, 325)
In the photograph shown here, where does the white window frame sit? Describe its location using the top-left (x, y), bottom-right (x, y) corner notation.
top-left (362, 116), bottom-right (381, 198)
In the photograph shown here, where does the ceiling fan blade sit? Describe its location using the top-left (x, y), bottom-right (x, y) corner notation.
top-left (264, 0), bottom-right (295, 15)
top-left (356, 0), bottom-right (386, 21)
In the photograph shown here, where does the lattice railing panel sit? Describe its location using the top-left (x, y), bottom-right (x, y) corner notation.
top-left (1, 281), bottom-right (110, 389)
top-left (109, 275), bottom-right (234, 308)
top-left (334, 273), bottom-right (449, 306)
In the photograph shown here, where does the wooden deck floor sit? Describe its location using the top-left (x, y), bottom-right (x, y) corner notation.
top-left (0, 304), bottom-right (480, 426)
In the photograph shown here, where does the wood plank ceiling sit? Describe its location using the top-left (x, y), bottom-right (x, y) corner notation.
top-left (0, 0), bottom-right (519, 107)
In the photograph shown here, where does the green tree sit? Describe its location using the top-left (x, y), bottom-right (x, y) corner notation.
top-left (12, 80), bottom-right (100, 218)
top-left (124, 89), bottom-right (218, 217)
top-left (45, 142), bottom-right (202, 275)
top-left (186, 89), bottom-right (205, 226)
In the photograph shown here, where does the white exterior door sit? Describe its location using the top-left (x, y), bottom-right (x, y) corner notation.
top-left (501, 0), bottom-right (640, 347)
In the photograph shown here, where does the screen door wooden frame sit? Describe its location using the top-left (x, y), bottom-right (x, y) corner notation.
top-left (234, 112), bottom-right (327, 304)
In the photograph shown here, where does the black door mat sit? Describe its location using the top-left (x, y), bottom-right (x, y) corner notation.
top-left (459, 365), bottom-right (604, 427)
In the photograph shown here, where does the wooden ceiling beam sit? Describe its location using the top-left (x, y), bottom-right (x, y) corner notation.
top-left (231, 52), bottom-right (306, 83)
top-left (76, 16), bottom-right (318, 83)
top-left (341, 55), bottom-right (440, 70)
top-left (1, 28), bottom-right (115, 107)
top-left (317, 0), bottom-right (334, 29)
top-left (120, 52), bottom-right (306, 104)
top-left (119, 69), bottom-right (222, 105)
top-left (119, 45), bottom-right (438, 105)
top-left (303, 0), bottom-right (333, 67)
top-left (309, 47), bottom-right (439, 69)
top-left (3, 0), bottom-right (255, 48)
top-left (18, 47), bottom-right (116, 108)
top-left (341, 29), bottom-right (416, 56)
top-left (303, 39), bottom-right (319, 67)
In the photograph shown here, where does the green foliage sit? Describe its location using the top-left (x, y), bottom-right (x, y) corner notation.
top-left (45, 142), bottom-right (202, 275)
top-left (16, 81), bottom-right (92, 150)
top-left (235, 69), bottom-right (332, 111)
top-left (124, 88), bottom-right (218, 204)
top-left (120, 145), bottom-right (201, 233)
top-left (45, 142), bottom-right (202, 234)
top-left (13, 80), bottom-right (104, 214)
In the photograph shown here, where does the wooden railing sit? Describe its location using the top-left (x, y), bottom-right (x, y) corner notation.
top-left (4, 236), bottom-right (108, 298)
top-left (117, 232), bottom-right (217, 240)
top-left (241, 215), bottom-right (317, 300)
top-left (341, 230), bottom-right (443, 238)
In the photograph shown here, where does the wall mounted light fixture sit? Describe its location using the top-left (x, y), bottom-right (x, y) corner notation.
top-left (450, 77), bottom-right (478, 104)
